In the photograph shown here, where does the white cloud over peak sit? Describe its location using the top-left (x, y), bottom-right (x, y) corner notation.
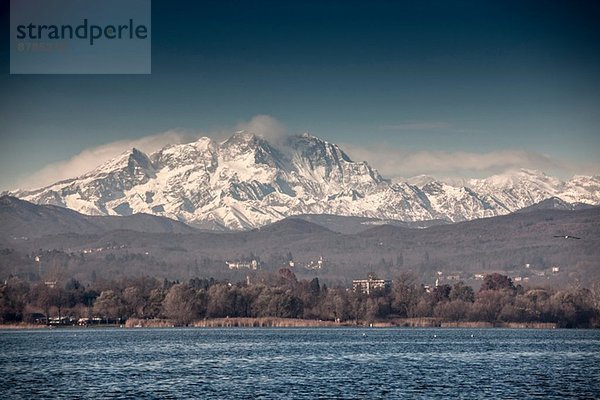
top-left (235, 114), bottom-right (288, 142)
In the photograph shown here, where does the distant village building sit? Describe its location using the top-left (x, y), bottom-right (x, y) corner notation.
top-left (474, 274), bottom-right (485, 280)
top-left (552, 266), bottom-right (560, 274)
top-left (226, 260), bottom-right (259, 270)
top-left (305, 256), bottom-right (324, 270)
top-left (49, 316), bottom-right (74, 326)
top-left (352, 274), bottom-right (391, 295)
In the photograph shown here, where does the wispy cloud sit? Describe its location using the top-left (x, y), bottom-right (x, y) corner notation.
top-left (379, 121), bottom-right (451, 131)
top-left (379, 121), bottom-right (484, 135)
top-left (235, 114), bottom-right (288, 143)
top-left (367, 122), bottom-right (598, 179)
top-left (15, 129), bottom-right (200, 190)
top-left (342, 144), bottom-right (576, 181)
top-left (14, 115), bottom-right (287, 191)
top-left (12, 115), bottom-right (597, 191)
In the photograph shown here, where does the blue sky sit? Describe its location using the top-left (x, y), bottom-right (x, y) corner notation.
top-left (1, 0), bottom-right (599, 190)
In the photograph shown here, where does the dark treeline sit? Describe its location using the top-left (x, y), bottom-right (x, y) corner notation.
top-left (1, 270), bottom-right (599, 328)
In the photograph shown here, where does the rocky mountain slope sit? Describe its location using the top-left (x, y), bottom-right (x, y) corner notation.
top-left (11, 132), bottom-right (600, 230)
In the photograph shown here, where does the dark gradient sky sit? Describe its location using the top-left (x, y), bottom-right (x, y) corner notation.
top-left (1, 0), bottom-right (599, 189)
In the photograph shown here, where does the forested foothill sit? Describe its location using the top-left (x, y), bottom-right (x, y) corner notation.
top-left (1, 204), bottom-right (599, 289)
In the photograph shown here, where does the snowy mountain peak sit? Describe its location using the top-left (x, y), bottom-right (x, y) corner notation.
top-left (223, 129), bottom-right (259, 144)
top-left (11, 132), bottom-right (600, 230)
top-left (89, 147), bottom-right (151, 174)
top-left (405, 175), bottom-right (438, 187)
top-left (469, 168), bottom-right (550, 187)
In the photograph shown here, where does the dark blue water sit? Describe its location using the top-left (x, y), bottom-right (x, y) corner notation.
top-left (1, 328), bottom-right (599, 399)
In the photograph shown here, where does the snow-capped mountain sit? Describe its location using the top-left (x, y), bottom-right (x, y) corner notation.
top-left (466, 169), bottom-right (600, 213)
top-left (12, 132), bottom-right (600, 230)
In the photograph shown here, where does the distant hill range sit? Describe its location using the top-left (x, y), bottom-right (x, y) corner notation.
top-left (1, 196), bottom-right (598, 286)
top-left (0, 195), bottom-right (197, 237)
top-left (283, 214), bottom-right (449, 234)
top-left (7, 132), bottom-right (600, 230)
top-left (515, 196), bottom-right (595, 213)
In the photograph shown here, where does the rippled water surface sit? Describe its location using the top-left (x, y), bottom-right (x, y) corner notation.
top-left (1, 328), bottom-right (599, 399)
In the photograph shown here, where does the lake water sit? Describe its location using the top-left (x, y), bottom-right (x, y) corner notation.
top-left (1, 328), bottom-right (599, 399)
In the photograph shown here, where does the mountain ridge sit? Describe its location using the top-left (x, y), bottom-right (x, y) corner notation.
top-left (10, 132), bottom-right (600, 230)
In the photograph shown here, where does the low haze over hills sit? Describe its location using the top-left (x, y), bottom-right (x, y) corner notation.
top-left (1, 196), bottom-right (598, 287)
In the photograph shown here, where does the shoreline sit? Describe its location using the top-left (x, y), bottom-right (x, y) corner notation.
top-left (1, 318), bottom-right (560, 330)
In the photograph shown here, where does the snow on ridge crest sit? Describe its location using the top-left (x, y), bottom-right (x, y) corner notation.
top-left (12, 132), bottom-right (600, 230)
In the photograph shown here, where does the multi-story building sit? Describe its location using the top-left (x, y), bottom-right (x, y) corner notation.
top-left (352, 274), bottom-right (391, 295)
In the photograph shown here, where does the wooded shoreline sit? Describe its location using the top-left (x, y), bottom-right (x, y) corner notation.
top-left (1, 318), bottom-right (559, 329)
top-left (2, 271), bottom-right (598, 329)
